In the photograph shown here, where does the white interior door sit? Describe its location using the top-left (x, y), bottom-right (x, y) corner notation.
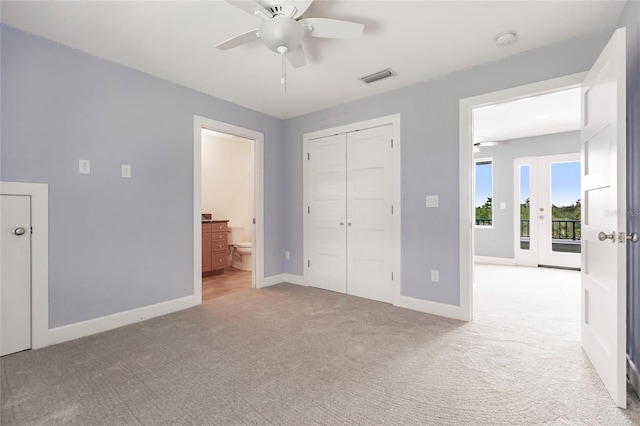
top-left (306, 134), bottom-right (347, 293)
top-left (580, 28), bottom-right (627, 408)
top-left (1, 195), bottom-right (32, 356)
top-left (346, 125), bottom-right (394, 303)
top-left (537, 153), bottom-right (581, 269)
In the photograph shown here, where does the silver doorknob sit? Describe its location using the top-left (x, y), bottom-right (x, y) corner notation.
top-left (12, 227), bottom-right (26, 236)
top-left (539, 215), bottom-right (544, 220)
top-left (598, 231), bottom-right (616, 242)
top-left (628, 232), bottom-right (639, 243)
top-left (348, 223), bottom-right (352, 226)
top-left (340, 222), bottom-right (344, 226)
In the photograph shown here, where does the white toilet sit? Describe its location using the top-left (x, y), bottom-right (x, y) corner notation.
top-left (229, 226), bottom-right (252, 271)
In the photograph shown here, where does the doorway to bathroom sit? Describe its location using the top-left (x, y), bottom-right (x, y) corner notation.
top-left (201, 128), bottom-right (254, 301)
top-left (193, 116), bottom-right (265, 304)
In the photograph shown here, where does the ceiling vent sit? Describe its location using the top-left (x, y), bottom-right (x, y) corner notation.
top-left (359, 68), bottom-right (397, 84)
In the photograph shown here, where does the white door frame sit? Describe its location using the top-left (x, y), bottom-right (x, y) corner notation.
top-left (193, 116), bottom-right (265, 301)
top-left (459, 72), bottom-right (586, 320)
top-left (302, 114), bottom-right (401, 303)
top-left (0, 181), bottom-right (49, 350)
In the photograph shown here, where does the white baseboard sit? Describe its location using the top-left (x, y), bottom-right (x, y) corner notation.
top-left (628, 356), bottom-right (640, 398)
top-left (474, 256), bottom-right (516, 265)
top-left (261, 274), bottom-right (306, 288)
top-left (394, 295), bottom-right (469, 321)
top-left (42, 295), bottom-right (199, 349)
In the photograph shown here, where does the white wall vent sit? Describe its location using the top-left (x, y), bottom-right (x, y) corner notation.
top-left (359, 68), bottom-right (397, 84)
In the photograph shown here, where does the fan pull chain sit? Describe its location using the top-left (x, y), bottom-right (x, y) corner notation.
top-left (281, 53), bottom-right (287, 93)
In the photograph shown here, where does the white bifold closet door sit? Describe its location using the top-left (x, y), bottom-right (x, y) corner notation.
top-left (307, 125), bottom-right (394, 303)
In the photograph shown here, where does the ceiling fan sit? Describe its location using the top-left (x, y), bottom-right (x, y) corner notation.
top-left (473, 136), bottom-right (510, 152)
top-left (216, 0), bottom-right (365, 69)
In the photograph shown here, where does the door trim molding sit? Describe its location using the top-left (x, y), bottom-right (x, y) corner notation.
top-left (193, 116), bottom-right (265, 294)
top-left (459, 72), bottom-right (587, 321)
top-left (302, 114), bottom-right (401, 304)
top-left (1, 181), bottom-right (49, 350)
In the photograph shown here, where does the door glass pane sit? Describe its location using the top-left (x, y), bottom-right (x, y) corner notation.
top-left (475, 160), bottom-right (493, 227)
top-left (519, 165), bottom-right (530, 250)
top-left (551, 161), bottom-right (581, 253)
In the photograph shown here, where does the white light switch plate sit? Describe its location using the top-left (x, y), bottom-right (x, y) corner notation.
top-left (431, 269), bottom-right (440, 282)
top-left (79, 159), bottom-right (90, 175)
top-left (121, 164), bottom-right (131, 178)
top-left (500, 202), bottom-right (506, 210)
top-left (426, 195), bottom-right (439, 208)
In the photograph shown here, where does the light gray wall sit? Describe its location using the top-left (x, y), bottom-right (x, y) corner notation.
top-left (618, 1), bottom-right (640, 377)
top-left (282, 31), bottom-right (613, 306)
top-left (0, 25), bottom-right (285, 328)
top-left (473, 131), bottom-right (580, 259)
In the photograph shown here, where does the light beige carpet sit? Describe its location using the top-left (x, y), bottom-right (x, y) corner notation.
top-left (2, 265), bottom-right (639, 425)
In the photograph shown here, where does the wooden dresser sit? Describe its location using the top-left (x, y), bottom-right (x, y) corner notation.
top-left (202, 220), bottom-right (229, 275)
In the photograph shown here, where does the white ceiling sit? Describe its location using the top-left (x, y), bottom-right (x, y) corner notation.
top-left (473, 88), bottom-right (581, 142)
top-left (0, 1), bottom-right (626, 120)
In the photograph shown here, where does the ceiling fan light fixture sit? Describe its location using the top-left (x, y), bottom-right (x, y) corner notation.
top-left (260, 16), bottom-right (306, 53)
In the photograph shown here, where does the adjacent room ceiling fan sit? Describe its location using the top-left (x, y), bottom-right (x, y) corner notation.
top-left (473, 137), bottom-right (509, 153)
top-left (216, 0), bottom-right (365, 69)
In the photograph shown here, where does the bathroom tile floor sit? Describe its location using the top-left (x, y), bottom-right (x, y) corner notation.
top-left (202, 267), bottom-right (252, 302)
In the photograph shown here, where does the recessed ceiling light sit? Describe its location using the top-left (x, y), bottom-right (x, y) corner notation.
top-left (495, 31), bottom-right (517, 46)
top-left (536, 114), bottom-right (552, 119)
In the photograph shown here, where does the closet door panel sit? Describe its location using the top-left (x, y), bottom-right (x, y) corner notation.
top-left (346, 125), bottom-right (394, 303)
top-left (307, 134), bottom-right (347, 293)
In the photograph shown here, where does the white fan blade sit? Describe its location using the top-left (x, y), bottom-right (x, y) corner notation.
top-left (299, 18), bottom-right (364, 39)
top-left (283, 0), bottom-right (313, 18)
top-left (215, 28), bottom-right (259, 50)
top-left (287, 45), bottom-right (306, 68)
top-left (227, 1), bottom-right (273, 19)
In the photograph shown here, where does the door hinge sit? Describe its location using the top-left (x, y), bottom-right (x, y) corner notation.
top-left (307, 152), bottom-right (310, 160)
top-left (391, 205), bottom-right (394, 215)
top-left (253, 218), bottom-right (256, 224)
top-left (307, 206), bottom-right (310, 214)
top-left (391, 138), bottom-right (394, 148)
top-left (308, 260), bottom-right (310, 268)
top-left (391, 272), bottom-right (394, 281)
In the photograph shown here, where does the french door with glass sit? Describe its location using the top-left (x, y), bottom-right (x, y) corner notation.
top-left (514, 153), bottom-right (581, 269)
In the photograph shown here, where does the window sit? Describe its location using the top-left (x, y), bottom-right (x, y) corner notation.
top-left (475, 159), bottom-right (493, 227)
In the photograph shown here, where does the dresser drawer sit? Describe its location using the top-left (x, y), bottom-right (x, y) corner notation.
top-left (211, 222), bottom-right (228, 232)
top-left (211, 232), bottom-right (227, 244)
top-left (211, 252), bottom-right (227, 269)
top-left (212, 241), bottom-right (227, 252)
top-left (202, 223), bottom-right (213, 233)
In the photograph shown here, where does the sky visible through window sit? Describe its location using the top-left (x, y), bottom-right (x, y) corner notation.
top-left (475, 161), bottom-right (492, 207)
top-left (551, 161), bottom-right (581, 206)
top-left (476, 160), bottom-right (581, 208)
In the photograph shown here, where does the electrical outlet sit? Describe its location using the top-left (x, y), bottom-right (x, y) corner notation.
top-left (431, 269), bottom-right (440, 282)
top-left (79, 159), bottom-right (90, 175)
top-left (121, 164), bottom-right (132, 178)
top-left (285, 251), bottom-right (290, 260)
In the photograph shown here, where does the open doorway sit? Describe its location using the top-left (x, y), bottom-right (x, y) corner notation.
top-left (472, 87), bottom-right (582, 269)
top-left (201, 129), bottom-right (255, 301)
top-left (193, 115), bottom-right (265, 304)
